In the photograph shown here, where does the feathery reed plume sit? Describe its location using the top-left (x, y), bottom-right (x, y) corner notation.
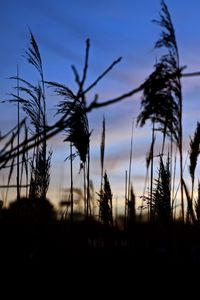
top-left (8, 77), bottom-right (50, 199)
top-left (29, 145), bottom-right (52, 199)
top-left (154, 0), bottom-right (185, 221)
top-left (5, 31), bottom-right (50, 200)
top-left (136, 55), bottom-right (179, 221)
top-left (25, 31), bottom-right (43, 79)
top-left (47, 39), bottom-right (122, 219)
top-left (141, 154), bottom-right (171, 222)
top-left (137, 0), bottom-right (184, 221)
top-left (98, 171), bottom-right (113, 226)
top-left (25, 31), bottom-right (46, 136)
top-left (9, 79), bottom-right (44, 133)
top-left (189, 122), bottom-right (200, 202)
top-left (26, 31), bottom-right (48, 199)
top-left (152, 155), bottom-right (171, 223)
top-left (58, 96), bottom-right (90, 164)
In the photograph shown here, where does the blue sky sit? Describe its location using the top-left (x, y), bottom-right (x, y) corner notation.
top-left (1, 0), bottom-right (200, 213)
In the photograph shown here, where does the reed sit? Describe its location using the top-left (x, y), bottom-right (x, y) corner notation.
top-left (2, 0), bottom-right (200, 229)
top-left (98, 171), bottom-right (113, 226)
top-left (189, 122), bottom-right (200, 202)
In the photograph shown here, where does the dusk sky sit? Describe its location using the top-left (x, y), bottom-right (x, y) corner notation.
top-left (1, 0), bottom-right (200, 213)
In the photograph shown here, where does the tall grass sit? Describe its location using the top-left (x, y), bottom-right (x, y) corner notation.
top-left (25, 32), bottom-right (49, 200)
top-left (153, 155), bottom-right (171, 222)
top-left (153, 0), bottom-right (185, 221)
top-left (99, 116), bottom-right (106, 220)
top-left (98, 171), bottom-right (113, 226)
top-left (189, 122), bottom-right (200, 204)
top-left (6, 32), bottom-right (51, 200)
top-left (2, 0), bottom-right (200, 226)
top-left (136, 0), bottom-right (185, 221)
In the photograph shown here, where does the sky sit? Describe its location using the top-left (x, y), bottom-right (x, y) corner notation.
top-left (1, 0), bottom-right (200, 214)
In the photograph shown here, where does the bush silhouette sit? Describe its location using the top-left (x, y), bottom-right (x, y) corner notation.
top-left (7, 197), bottom-right (56, 223)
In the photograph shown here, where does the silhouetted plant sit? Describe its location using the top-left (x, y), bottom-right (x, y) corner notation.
top-left (195, 182), bottom-right (200, 222)
top-left (182, 179), bottom-right (196, 224)
top-left (100, 116), bottom-right (105, 192)
top-left (51, 84), bottom-right (90, 217)
top-left (46, 39), bottom-right (121, 219)
top-left (137, 0), bottom-right (185, 220)
top-left (154, 155), bottom-right (171, 222)
top-left (99, 116), bottom-right (106, 219)
top-left (8, 77), bottom-right (51, 199)
top-left (98, 171), bottom-right (113, 226)
top-left (8, 196), bottom-right (55, 223)
top-left (8, 32), bottom-right (51, 200)
top-left (29, 144), bottom-right (52, 199)
top-left (9, 80), bottom-right (43, 132)
top-left (137, 62), bottom-right (179, 145)
top-left (136, 59), bottom-right (179, 221)
top-left (154, 0), bottom-right (185, 221)
top-left (59, 96), bottom-right (90, 164)
top-left (189, 122), bottom-right (200, 203)
top-left (127, 184), bottom-right (136, 225)
top-left (143, 155), bottom-right (171, 222)
top-left (25, 32), bottom-right (49, 199)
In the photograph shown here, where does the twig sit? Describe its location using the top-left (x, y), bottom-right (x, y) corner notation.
top-left (83, 57), bottom-right (122, 95)
top-left (86, 83), bottom-right (144, 112)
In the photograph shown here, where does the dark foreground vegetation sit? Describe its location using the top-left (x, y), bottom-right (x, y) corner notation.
top-left (0, 204), bottom-right (200, 269)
